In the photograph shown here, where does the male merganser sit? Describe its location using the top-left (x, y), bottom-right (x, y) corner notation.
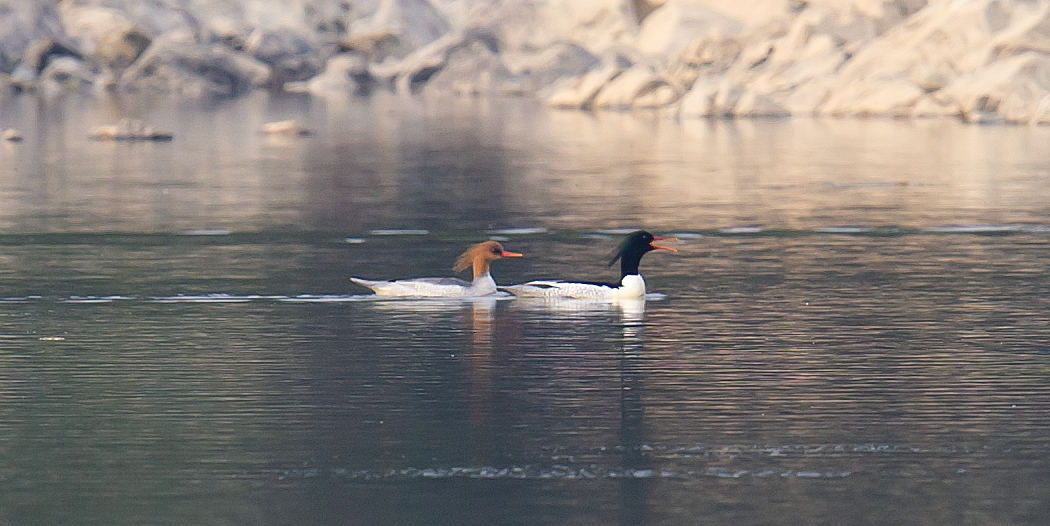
top-left (351, 240), bottom-right (522, 297)
top-left (503, 231), bottom-right (676, 299)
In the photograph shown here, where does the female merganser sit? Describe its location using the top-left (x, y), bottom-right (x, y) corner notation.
top-left (351, 241), bottom-right (522, 297)
top-left (503, 231), bottom-right (676, 299)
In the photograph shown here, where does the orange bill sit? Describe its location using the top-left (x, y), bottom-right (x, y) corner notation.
top-left (651, 236), bottom-right (678, 252)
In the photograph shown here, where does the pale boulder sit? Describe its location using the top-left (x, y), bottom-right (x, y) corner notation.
top-left (547, 65), bottom-right (624, 108)
top-left (639, 0), bottom-right (792, 28)
top-left (911, 94), bottom-right (958, 117)
top-left (296, 53), bottom-right (371, 95)
top-left (95, 25), bottom-right (152, 71)
top-left (512, 0), bottom-right (637, 56)
top-left (0, 1), bottom-right (64, 74)
top-left (735, 89), bottom-right (790, 116)
top-left (940, 51), bottom-right (1050, 124)
top-left (502, 42), bottom-right (601, 95)
top-left (246, 26), bottom-right (325, 85)
top-left (591, 64), bottom-right (677, 109)
top-left (118, 34), bottom-right (271, 97)
top-left (57, 2), bottom-right (130, 56)
top-left (424, 39), bottom-right (520, 95)
top-left (634, 1), bottom-right (742, 61)
top-left (351, 0), bottom-right (450, 60)
top-left (822, 78), bottom-right (925, 116)
top-left (814, 0), bottom-right (1025, 116)
top-left (678, 76), bottom-right (721, 116)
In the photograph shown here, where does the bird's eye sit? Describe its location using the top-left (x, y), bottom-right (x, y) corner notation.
top-left (492, 247), bottom-right (502, 255)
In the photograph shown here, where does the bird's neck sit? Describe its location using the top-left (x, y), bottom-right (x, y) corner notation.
top-left (620, 252), bottom-right (644, 279)
top-left (472, 258), bottom-right (492, 281)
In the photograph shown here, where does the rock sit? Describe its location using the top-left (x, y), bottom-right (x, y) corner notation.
top-left (246, 26), bottom-right (324, 86)
top-left (261, 120), bottom-right (312, 136)
top-left (734, 89), bottom-right (790, 116)
top-left (1033, 94), bottom-right (1050, 125)
top-left (293, 53), bottom-right (371, 95)
top-left (640, 0), bottom-right (793, 28)
top-left (711, 79), bottom-right (746, 115)
top-left (0, 0), bottom-right (65, 74)
top-left (6, 37), bottom-right (83, 91)
top-left (678, 76), bottom-right (721, 116)
top-left (351, 0), bottom-right (451, 60)
top-left (634, 1), bottom-right (742, 60)
top-left (20, 37), bottom-right (82, 74)
top-left (727, 9), bottom-right (850, 114)
top-left (667, 33), bottom-right (743, 87)
top-left (940, 51), bottom-right (1050, 124)
top-left (118, 35), bottom-right (271, 97)
top-left (122, 1), bottom-right (200, 39)
top-left (95, 25), bottom-right (151, 71)
top-left (369, 30), bottom-right (468, 94)
top-left (88, 119), bottom-right (173, 141)
top-left (338, 30), bottom-right (402, 63)
top-left (491, 0), bottom-right (637, 58)
top-left (911, 94), bottom-right (958, 118)
top-left (547, 65), bottom-right (624, 108)
top-left (39, 55), bottom-right (94, 93)
top-left (592, 64), bottom-right (678, 109)
top-left (2, 128), bottom-right (22, 142)
top-left (502, 42), bottom-right (601, 95)
top-left (57, 2), bottom-right (130, 56)
top-left (423, 38), bottom-right (520, 96)
top-left (821, 78), bottom-right (925, 116)
top-left (812, 0), bottom-right (1018, 117)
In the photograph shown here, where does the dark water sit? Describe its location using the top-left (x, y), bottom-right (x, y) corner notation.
top-left (0, 93), bottom-right (1048, 525)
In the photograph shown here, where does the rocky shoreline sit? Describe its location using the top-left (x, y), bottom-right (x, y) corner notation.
top-left (2, 0), bottom-right (1049, 124)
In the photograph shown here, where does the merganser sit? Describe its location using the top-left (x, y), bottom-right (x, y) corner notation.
top-left (351, 241), bottom-right (522, 297)
top-left (502, 231), bottom-right (676, 299)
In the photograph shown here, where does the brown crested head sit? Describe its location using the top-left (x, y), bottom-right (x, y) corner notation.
top-left (453, 240), bottom-right (523, 276)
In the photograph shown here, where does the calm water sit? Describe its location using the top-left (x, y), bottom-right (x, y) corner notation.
top-left (0, 92), bottom-right (1048, 525)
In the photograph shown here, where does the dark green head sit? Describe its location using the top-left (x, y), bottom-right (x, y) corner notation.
top-left (607, 231), bottom-right (677, 278)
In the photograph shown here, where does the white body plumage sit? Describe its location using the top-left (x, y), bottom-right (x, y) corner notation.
top-left (503, 275), bottom-right (646, 299)
top-left (351, 274), bottom-right (498, 298)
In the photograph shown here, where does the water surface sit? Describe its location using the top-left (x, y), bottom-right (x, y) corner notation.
top-left (0, 93), bottom-right (1048, 525)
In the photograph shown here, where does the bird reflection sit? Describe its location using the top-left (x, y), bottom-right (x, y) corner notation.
top-left (508, 296), bottom-right (650, 523)
top-left (617, 299), bottom-right (649, 526)
top-left (466, 297), bottom-right (498, 429)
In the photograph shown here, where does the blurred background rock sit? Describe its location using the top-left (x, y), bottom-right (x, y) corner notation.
top-left (2, 0), bottom-right (1050, 123)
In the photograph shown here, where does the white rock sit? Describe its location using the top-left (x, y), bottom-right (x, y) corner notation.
top-left (941, 51), bottom-right (1050, 124)
top-left (592, 65), bottom-right (671, 109)
top-left (424, 39), bottom-right (519, 95)
top-left (911, 94), bottom-right (958, 118)
top-left (678, 76), bottom-right (721, 117)
top-left (735, 89), bottom-right (790, 116)
top-left (634, 1), bottom-right (742, 60)
top-left (822, 78), bottom-right (925, 116)
top-left (546, 65), bottom-right (623, 108)
top-left (300, 53), bottom-right (369, 95)
top-left (351, 0), bottom-right (450, 59)
top-left (502, 42), bottom-right (601, 95)
top-left (57, 3), bottom-right (130, 56)
top-left (39, 55), bottom-right (94, 91)
top-left (118, 35), bottom-right (271, 97)
top-left (261, 120), bottom-right (312, 136)
top-left (641, 0), bottom-right (792, 28)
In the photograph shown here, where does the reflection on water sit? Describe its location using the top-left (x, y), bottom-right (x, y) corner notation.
top-left (0, 94), bottom-right (1048, 525)
top-left (2, 92), bottom-right (1050, 233)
